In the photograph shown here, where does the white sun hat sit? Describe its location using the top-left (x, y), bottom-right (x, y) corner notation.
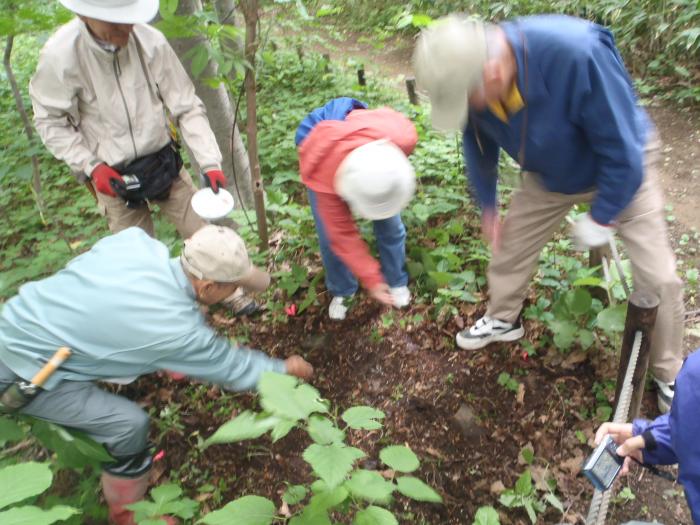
top-left (413, 15), bottom-right (488, 131)
top-left (59, 0), bottom-right (159, 24)
top-left (334, 139), bottom-right (416, 221)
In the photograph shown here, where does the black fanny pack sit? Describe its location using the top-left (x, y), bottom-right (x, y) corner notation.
top-left (113, 142), bottom-right (183, 208)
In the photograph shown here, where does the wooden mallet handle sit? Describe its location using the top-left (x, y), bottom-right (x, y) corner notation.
top-left (30, 347), bottom-right (71, 387)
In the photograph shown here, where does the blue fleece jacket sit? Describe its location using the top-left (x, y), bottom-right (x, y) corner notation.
top-left (295, 97), bottom-right (367, 147)
top-left (463, 15), bottom-right (652, 225)
top-left (633, 349), bottom-right (700, 524)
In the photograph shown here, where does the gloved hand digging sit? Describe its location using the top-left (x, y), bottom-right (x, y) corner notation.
top-left (572, 213), bottom-right (613, 251)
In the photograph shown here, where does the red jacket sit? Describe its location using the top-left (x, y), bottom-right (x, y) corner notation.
top-left (298, 108), bottom-right (418, 289)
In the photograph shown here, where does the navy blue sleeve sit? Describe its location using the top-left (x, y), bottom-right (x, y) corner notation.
top-left (295, 97), bottom-right (367, 146)
top-left (570, 33), bottom-right (644, 225)
top-left (633, 415), bottom-right (678, 465)
top-left (462, 122), bottom-right (500, 210)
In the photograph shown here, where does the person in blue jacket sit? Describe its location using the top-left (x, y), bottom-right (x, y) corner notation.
top-left (414, 14), bottom-right (684, 412)
top-left (595, 349), bottom-right (700, 524)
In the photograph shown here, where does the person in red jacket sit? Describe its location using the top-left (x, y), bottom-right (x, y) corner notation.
top-left (296, 98), bottom-right (418, 320)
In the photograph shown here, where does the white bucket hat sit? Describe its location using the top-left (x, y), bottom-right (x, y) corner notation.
top-left (59, 0), bottom-right (159, 24)
top-left (334, 139), bottom-right (416, 221)
top-left (413, 15), bottom-right (488, 131)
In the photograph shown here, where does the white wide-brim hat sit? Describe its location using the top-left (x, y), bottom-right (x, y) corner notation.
top-left (335, 139), bottom-right (416, 221)
top-left (414, 15), bottom-right (488, 132)
top-left (59, 0), bottom-right (159, 24)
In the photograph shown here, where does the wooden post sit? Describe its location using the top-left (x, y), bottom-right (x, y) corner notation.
top-left (241, 0), bottom-right (268, 250)
top-left (612, 290), bottom-right (660, 420)
top-left (296, 44), bottom-right (304, 61)
top-left (589, 245), bottom-right (611, 304)
top-left (357, 66), bottom-right (366, 86)
top-left (322, 53), bottom-right (330, 73)
top-left (405, 76), bottom-right (419, 105)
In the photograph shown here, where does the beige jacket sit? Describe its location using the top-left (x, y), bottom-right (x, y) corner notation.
top-left (29, 18), bottom-right (222, 182)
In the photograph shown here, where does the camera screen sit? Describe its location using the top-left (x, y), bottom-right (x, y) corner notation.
top-left (592, 447), bottom-right (620, 484)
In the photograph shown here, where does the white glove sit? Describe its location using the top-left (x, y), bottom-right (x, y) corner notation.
top-left (571, 213), bottom-right (613, 251)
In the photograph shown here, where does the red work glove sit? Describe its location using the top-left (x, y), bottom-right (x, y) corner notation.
top-left (91, 163), bottom-right (125, 197)
top-left (204, 169), bottom-right (226, 193)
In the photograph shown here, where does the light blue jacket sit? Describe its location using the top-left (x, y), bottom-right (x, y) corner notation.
top-left (0, 228), bottom-right (285, 391)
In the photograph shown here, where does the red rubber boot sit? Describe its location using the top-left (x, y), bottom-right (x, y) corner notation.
top-left (101, 471), bottom-right (178, 525)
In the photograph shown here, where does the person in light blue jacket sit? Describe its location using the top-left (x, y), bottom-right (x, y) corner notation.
top-left (0, 225), bottom-right (312, 525)
top-left (596, 349), bottom-right (700, 524)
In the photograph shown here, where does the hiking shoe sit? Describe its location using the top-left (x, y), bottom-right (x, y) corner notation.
top-left (390, 286), bottom-right (411, 308)
top-left (654, 378), bottom-right (675, 414)
top-left (329, 295), bottom-right (353, 320)
top-left (456, 315), bottom-right (524, 350)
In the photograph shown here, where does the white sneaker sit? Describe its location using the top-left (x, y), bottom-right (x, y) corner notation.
top-left (654, 378), bottom-right (675, 414)
top-left (390, 286), bottom-right (411, 308)
top-left (456, 315), bottom-right (524, 350)
top-left (328, 295), bottom-right (352, 321)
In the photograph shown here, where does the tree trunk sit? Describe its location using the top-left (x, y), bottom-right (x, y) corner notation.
top-left (241, 0), bottom-right (268, 250)
top-left (167, 0), bottom-right (253, 208)
top-left (4, 35), bottom-right (45, 222)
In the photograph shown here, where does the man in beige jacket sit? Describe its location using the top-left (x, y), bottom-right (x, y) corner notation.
top-left (29, 0), bottom-right (257, 314)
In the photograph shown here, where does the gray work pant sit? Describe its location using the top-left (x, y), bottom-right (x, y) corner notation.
top-left (0, 360), bottom-right (149, 459)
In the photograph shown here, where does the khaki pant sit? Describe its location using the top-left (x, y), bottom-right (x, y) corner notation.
top-left (95, 168), bottom-right (206, 238)
top-left (486, 139), bottom-right (684, 383)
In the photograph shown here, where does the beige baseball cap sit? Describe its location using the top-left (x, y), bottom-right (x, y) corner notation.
top-left (180, 225), bottom-right (270, 292)
top-left (413, 15), bottom-right (488, 131)
top-left (334, 139), bottom-right (416, 220)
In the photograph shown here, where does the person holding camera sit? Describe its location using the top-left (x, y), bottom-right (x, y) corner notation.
top-left (595, 349), bottom-right (700, 523)
top-left (0, 225), bottom-right (313, 525)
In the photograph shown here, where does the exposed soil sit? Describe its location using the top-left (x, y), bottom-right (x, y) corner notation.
top-left (113, 22), bottom-right (698, 525)
top-left (116, 293), bottom-right (690, 524)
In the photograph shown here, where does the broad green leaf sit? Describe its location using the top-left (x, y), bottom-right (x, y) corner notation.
top-left (567, 289), bottom-right (592, 316)
top-left (0, 416), bottom-right (24, 445)
top-left (197, 495), bottom-right (275, 525)
top-left (283, 484), bottom-right (307, 505)
top-left (578, 329), bottom-right (595, 350)
top-left (203, 411), bottom-right (279, 447)
top-left (270, 419), bottom-right (297, 442)
top-left (353, 505), bottom-right (398, 525)
top-left (596, 304), bottom-right (627, 334)
top-left (160, 0), bottom-right (179, 16)
top-left (472, 506), bottom-right (500, 525)
top-left (71, 432), bottom-right (113, 462)
top-left (0, 462), bottom-right (53, 510)
top-left (545, 492), bottom-right (564, 513)
top-left (341, 406), bottom-right (385, 430)
top-left (520, 447), bottom-right (534, 466)
top-left (308, 485), bottom-right (349, 510)
top-left (379, 445), bottom-right (419, 473)
top-left (139, 520), bottom-right (168, 525)
top-left (150, 484), bottom-right (181, 504)
top-left (190, 44), bottom-right (210, 78)
top-left (524, 499), bottom-right (537, 524)
top-left (345, 470), bottom-right (395, 505)
top-left (395, 477), bottom-right (442, 503)
top-left (307, 416), bottom-right (345, 445)
top-left (515, 470), bottom-right (533, 496)
top-left (258, 372), bottom-right (327, 421)
top-left (0, 505), bottom-right (79, 525)
top-left (303, 443), bottom-right (365, 489)
top-left (499, 492), bottom-right (517, 508)
top-left (550, 320), bottom-right (577, 350)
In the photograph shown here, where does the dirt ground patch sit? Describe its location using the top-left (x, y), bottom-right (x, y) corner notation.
top-left (115, 295), bottom-right (691, 524)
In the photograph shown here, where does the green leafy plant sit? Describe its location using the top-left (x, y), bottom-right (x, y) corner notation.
top-left (127, 484), bottom-right (199, 525)
top-left (0, 461), bottom-right (80, 524)
top-left (497, 372), bottom-right (520, 394)
top-left (200, 372), bottom-right (442, 523)
top-left (498, 469), bottom-right (562, 524)
top-left (473, 505), bottom-right (501, 525)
